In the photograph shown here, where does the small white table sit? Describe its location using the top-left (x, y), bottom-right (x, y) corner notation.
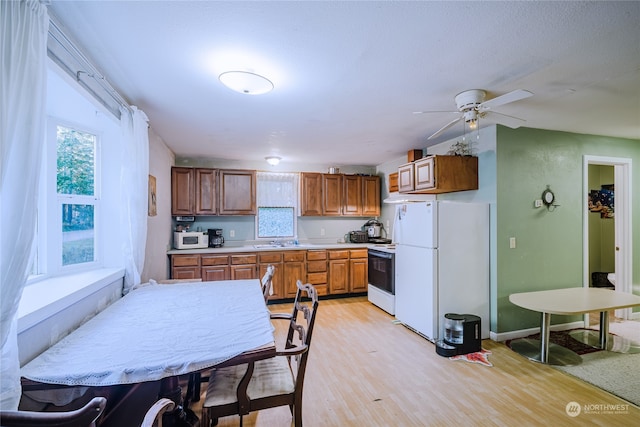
top-left (509, 287), bottom-right (640, 365)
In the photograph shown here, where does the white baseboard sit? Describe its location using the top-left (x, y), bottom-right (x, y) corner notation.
top-left (490, 321), bottom-right (585, 342)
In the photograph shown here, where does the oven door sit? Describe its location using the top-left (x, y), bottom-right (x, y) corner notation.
top-left (368, 249), bottom-right (395, 294)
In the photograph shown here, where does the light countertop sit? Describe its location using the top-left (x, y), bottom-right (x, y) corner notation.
top-left (167, 242), bottom-right (373, 255)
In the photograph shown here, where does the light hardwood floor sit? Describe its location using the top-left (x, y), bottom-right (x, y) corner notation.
top-left (193, 297), bottom-right (639, 426)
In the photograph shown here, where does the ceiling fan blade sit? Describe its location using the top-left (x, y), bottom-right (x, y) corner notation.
top-left (413, 110), bottom-right (459, 115)
top-left (478, 89), bottom-right (533, 111)
top-left (427, 116), bottom-right (462, 140)
top-left (482, 111), bottom-right (526, 129)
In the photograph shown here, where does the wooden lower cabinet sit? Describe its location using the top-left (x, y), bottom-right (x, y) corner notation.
top-left (328, 250), bottom-right (349, 294)
top-left (283, 251), bottom-right (306, 298)
top-left (170, 248), bottom-right (367, 298)
top-left (171, 254), bottom-right (201, 280)
top-left (306, 250), bottom-right (328, 296)
top-left (259, 252), bottom-right (284, 300)
top-left (230, 253), bottom-right (258, 280)
top-left (201, 254), bottom-right (230, 281)
top-left (349, 249), bottom-right (369, 293)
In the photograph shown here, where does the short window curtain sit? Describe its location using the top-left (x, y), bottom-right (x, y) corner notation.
top-left (256, 172), bottom-right (299, 208)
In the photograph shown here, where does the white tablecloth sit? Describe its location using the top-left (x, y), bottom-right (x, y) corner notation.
top-left (21, 280), bottom-right (274, 387)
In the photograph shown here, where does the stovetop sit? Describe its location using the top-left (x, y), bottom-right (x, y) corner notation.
top-left (368, 238), bottom-right (392, 244)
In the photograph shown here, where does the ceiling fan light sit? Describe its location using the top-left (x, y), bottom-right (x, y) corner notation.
top-left (219, 71), bottom-right (274, 95)
top-left (265, 156), bottom-right (281, 166)
top-left (468, 119), bottom-right (478, 130)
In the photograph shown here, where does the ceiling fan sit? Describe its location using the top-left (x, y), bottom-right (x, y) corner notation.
top-left (416, 89), bottom-right (533, 140)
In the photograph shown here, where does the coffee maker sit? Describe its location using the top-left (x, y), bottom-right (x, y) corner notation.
top-left (208, 229), bottom-right (224, 247)
top-left (435, 313), bottom-right (481, 357)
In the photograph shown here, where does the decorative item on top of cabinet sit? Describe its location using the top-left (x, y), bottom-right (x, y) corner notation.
top-left (398, 155), bottom-right (478, 194)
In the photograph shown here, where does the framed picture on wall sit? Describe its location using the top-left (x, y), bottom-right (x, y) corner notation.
top-left (588, 184), bottom-right (614, 218)
top-left (148, 174), bottom-right (157, 216)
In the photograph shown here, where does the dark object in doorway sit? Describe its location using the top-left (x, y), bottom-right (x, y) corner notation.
top-left (591, 272), bottom-right (615, 290)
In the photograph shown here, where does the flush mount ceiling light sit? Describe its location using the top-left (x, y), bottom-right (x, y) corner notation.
top-left (265, 156), bottom-right (281, 166)
top-left (219, 71), bottom-right (274, 95)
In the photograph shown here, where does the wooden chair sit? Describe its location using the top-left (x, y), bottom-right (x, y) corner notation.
top-left (0, 396), bottom-right (175, 427)
top-left (260, 265), bottom-right (276, 303)
top-left (186, 268), bottom-right (277, 405)
top-left (201, 280), bottom-right (319, 427)
top-left (0, 396), bottom-right (106, 427)
top-left (140, 398), bottom-right (175, 427)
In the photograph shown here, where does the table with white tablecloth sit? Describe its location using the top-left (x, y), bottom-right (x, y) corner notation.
top-left (20, 280), bottom-right (276, 425)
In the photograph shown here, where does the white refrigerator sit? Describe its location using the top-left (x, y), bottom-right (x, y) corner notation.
top-left (394, 201), bottom-right (490, 341)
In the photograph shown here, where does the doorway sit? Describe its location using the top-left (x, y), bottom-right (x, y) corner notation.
top-left (583, 155), bottom-right (633, 324)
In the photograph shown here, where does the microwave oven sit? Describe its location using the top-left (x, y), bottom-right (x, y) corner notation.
top-left (174, 231), bottom-right (208, 249)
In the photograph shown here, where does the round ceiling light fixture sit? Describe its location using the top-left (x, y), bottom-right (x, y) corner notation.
top-left (219, 71), bottom-right (274, 95)
top-left (265, 156), bottom-right (281, 166)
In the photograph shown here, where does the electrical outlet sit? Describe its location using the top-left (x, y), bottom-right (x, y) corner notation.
top-left (229, 230), bottom-right (235, 237)
top-left (320, 228), bottom-right (325, 236)
top-left (509, 237), bottom-right (516, 249)
top-left (534, 199), bottom-right (543, 208)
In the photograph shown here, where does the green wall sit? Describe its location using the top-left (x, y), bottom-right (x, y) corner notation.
top-left (496, 127), bottom-right (640, 333)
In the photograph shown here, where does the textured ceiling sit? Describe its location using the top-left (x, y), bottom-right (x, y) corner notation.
top-left (48, 1), bottom-right (640, 167)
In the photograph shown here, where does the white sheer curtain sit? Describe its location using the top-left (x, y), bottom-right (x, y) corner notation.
top-left (257, 172), bottom-right (299, 207)
top-left (120, 106), bottom-right (149, 295)
top-left (0, 0), bottom-right (49, 410)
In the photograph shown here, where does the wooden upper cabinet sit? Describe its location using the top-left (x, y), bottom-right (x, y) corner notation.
top-left (414, 156), bottom-right (435, 190)
top-left (342, 175), bottom-right (362, 216)
top-left (218, 169), bottom-right (256, 215)
top-left (171, 167), bottom-right (195, 215)
top-left (398, 163), bottom-right (415, 193)
top-left (399, 155), bottom-right (478, 194)
top-left (195, 168), bottom-right (216, 215)
top-left (322, 174), bottom-right (342, 216)
top-left (361, 176), bottom-right (380, 217)
top-left (300, 173), bottom-right (323, 216)
top-left (301, 172), bottom-right (380, 217)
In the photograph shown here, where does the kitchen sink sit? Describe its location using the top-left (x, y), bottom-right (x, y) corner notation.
top-left (253, 243), bottom-right (315, 249)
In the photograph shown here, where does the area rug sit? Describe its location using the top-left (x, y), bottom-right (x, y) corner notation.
top-left (554, 351), bottom-right (640, 406)
top-left (505, 329), bottom-right (602, 355)
top-left (450, 349), bottom-right (492, 367)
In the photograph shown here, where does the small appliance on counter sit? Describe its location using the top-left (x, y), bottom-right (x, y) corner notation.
top-left (208, 228), bottom-right (224, 247)
top-left (435, 313), bottom-right (482, 357)
top-left (362, 219), bottom-right (391, 244)
top-left (346, 230), bottom-right (369, 243)
top-left (174, 231), bottom-right (208, 250)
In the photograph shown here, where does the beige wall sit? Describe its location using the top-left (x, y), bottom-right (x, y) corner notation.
top-left (142, 128), bottom-right (175, 282)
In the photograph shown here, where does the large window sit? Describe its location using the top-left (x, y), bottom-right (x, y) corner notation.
top-left (57, 125), bottom-right (98, 266)
top-left (256, 172), bottom-right (299, 240)
top-left (32, 120), bottom-right (101, 276)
